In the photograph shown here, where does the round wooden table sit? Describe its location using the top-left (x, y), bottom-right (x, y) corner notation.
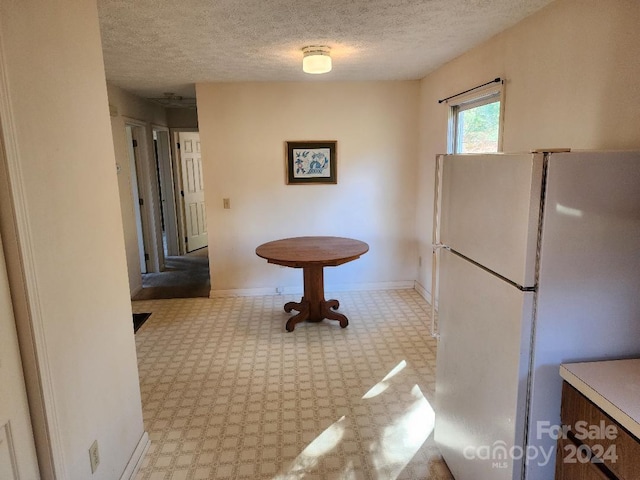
top-left (256, 236), bottom-right (369, 331)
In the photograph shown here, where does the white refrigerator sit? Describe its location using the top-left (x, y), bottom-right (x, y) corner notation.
top-left (432, 151), bottom-right (640, 480)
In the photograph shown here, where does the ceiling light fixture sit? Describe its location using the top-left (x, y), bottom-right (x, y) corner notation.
top-left (302, 46), bottom-right (332, 74)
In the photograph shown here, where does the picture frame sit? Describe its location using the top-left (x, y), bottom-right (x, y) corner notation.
top-left (286, 141), bottom-right (337, 184)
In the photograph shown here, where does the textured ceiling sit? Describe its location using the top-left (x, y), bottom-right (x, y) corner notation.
top-left (97, 0), bottom-right (554, 101)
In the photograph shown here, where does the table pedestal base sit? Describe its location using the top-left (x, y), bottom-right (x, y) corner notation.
top-left (283, 266), bottom-right (349, 332)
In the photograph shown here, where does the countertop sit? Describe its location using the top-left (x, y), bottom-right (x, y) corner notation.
top-left (560, 359), bottom-right (640, 440)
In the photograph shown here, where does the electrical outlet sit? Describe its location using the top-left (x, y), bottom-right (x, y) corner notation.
top-left (276, 286), bottom-right (284, 294)
top-left (89, 440), bottom-right (100, 474)
top-left (223, 198), bottom-right (230, 209)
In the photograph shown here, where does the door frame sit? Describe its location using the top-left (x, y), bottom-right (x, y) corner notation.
top-left (123, 118), bottom-right (164, 273)
top-left (0, 37), bottom-right (58, 477)
top-left (151, 125), bottom-right (179, 257)
top-left (0, 227), bottom-right (40, 480)
top-left (125, 124), bottom-right (150, 274)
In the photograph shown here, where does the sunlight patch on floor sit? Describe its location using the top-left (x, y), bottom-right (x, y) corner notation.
top-left (362, 360), bottom-right (407, 400)
top-left (373, 384), bottom-right (435, 477)
top-left (274, 361), bottom-right (435, 480)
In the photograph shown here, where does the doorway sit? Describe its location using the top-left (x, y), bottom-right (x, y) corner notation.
top-left (132, 128), bottom-right (210, 300)
top-left (152, 127), bottom-right (179, 257)
top-left (125, 124), bottom-right (151, 274)
top-left (133, 248), bottom-right (210, 300)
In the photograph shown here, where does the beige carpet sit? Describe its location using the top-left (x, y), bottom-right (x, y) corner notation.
top-left (132, 289), bottom-right (453, 479)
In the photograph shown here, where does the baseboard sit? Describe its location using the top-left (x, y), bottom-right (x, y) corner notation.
top-left (413, 280), bottom-right (431, 304)
top-left (209, 281), bottom-right (415, 298)
top-left (414, 280), bottom-right (438, 310)
top-left (120, 431), bottom-right (149, 480)
top-left (210, 286), bottom-right (281, 297)
top-left (130, 284), bottom-right (143, 301)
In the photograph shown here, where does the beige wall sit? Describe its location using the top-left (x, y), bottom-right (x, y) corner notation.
top-left (196, 82), bottom-right (419, 293)
top-left (0, 1), bottom-right (145, 478)
top-left (107, 83), bottom-right (168, 296)
top-left (416, 0), bottom-right (640, 295)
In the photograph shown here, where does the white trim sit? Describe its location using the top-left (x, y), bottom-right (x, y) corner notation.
top-left (0, 28), bottom-right (66, 478)
top-left (119, 432), bottom-right (150, 480)
top-left (445, 81), bottom-right (502, 107)
top-left (130, 284), bottom-right (143, 300)
top-left (415, 280), bottom-right (439, 337)
top-left (413, 280), bottom-right (432, 305)
top-left (124, 118), bottom-right (164, 273)
top-left (169, 127), bottom-right (199, 134)
top-left (446, 79), bottom-right (505, 154)
top-left (497, 81), bottom-right (506, 152)
top-left (121, 116), bottom-right (147, 127)
top-left (209, 281), bottom-right (415, 298)
top-left (126, 125), bottom-right (149, 274)
top-left (210, 286), bottom-right (283, 298)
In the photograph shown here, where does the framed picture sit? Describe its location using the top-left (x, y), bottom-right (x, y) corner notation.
top-left (286, 141), bottom-right (337, 184)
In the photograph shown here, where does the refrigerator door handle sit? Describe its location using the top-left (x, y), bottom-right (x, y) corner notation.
top-left (431, 154), bottom-right (446, 339)
top-left (430, 244), bottom-right (445, 339)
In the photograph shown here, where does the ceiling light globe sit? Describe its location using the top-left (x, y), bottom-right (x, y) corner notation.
top-left (302, 47), bottom-right (332, 74)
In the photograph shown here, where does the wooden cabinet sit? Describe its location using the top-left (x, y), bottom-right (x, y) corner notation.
top-left (556, 381), bottom-right (640, 479)
top-left (556, 437), bottom-right (609, 480)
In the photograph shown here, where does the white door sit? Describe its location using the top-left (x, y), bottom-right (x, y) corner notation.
top-left (178, 132), bottom-right (207, 252)
top-left (0, 231), bottom-right (40, 479)
top-left (126, 126), bottom-right (148, 273)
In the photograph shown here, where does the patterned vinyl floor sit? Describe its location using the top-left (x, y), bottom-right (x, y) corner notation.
top-left (132, 289), bottom-right (453, 480)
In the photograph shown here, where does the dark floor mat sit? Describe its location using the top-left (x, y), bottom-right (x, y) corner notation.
top-left (133, 312), bottom-right (152, 333)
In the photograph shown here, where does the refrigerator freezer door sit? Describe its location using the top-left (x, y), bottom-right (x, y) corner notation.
top-left (440, 154), bottom-right (543, 288)
top-left (435, 249), bottom-right (534, 480)
top-left (524, 150), bottom-right (640, 480)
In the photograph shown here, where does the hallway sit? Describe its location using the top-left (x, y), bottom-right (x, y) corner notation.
top-left (133, 248), bottom-right (210, 300)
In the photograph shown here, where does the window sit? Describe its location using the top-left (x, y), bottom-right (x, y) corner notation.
top-left (447, 83), bottom-right (504, 154)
